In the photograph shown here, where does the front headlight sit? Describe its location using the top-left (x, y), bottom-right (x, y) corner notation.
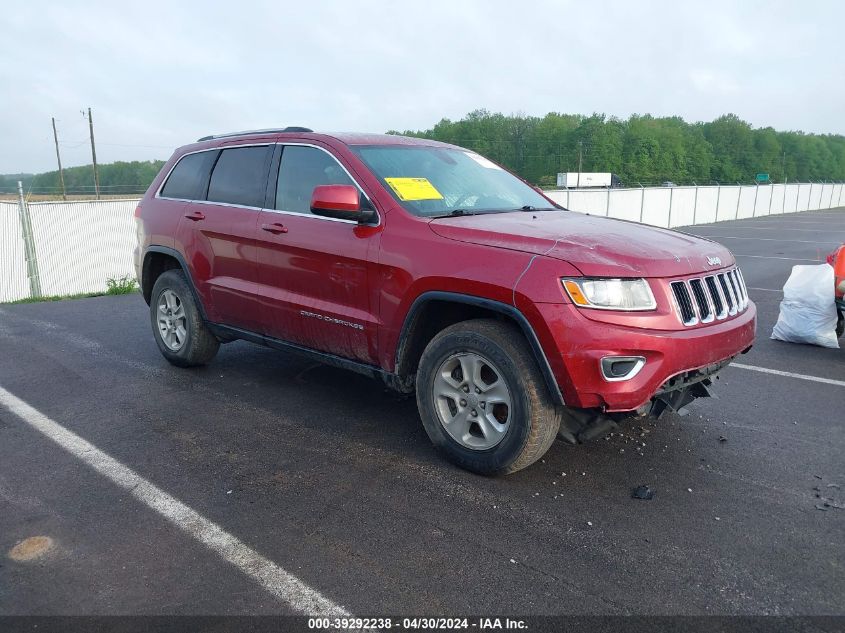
top-left (562, 278), bottom-right (656, 311)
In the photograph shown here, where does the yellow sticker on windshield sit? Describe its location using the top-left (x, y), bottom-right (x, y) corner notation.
top-left (384, 177), bottom-right (444, 201)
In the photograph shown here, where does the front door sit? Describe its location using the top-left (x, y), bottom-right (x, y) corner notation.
top-left (255, 144), bottom-right (381, 364)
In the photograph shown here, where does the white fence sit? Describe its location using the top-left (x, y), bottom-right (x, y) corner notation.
top-left (1, 182), bottom-right (844, 303)
top-left (1, 198), bottom-right (140, 303)
top-left (545, 182), bottom-right (845, 228)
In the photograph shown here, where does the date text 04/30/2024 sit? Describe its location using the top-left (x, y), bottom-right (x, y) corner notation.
top-left (307, 617), bottom-right (528, 630)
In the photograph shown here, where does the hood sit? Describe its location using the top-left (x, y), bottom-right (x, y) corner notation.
top-left (428, 210), bottom-right (735, 278)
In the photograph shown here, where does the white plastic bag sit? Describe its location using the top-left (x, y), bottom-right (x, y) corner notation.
top-left (771, 264), bottom-right (839, 349)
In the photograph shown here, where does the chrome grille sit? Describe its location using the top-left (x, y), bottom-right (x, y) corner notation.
top-left (718, 274), bottom-right (736, 314)
top-left (671, 282), bottom-right (696, 325)
top-left (705, 276), bottom-right (725, 317)
top-left (670, 266), bottom-right (748, 327)
top-left (689, 279), bottom-right (712, 323)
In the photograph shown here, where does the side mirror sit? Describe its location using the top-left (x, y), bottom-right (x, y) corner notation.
top-left (310, 185), bottom-right (372, 222)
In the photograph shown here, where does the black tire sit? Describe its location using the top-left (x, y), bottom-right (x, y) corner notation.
top-left (150, 270), bottom-right (219, 367)
top-left (416, 319), bottom-right (561, 475)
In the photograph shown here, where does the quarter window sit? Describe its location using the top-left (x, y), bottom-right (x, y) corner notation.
top-left (160, 151), bottom-right (214, 200)
top-left (276, 146), bottom-right (356, 214)
top-left (207, 146), bottom-right (271, 207)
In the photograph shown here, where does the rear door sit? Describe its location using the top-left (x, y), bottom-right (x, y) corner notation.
top-left (255, 144), bottom-right (382, 364)
top-left (175, 144), bottom-right (273, 331)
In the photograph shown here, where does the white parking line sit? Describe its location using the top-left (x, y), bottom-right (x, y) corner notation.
top-left (734, 254), bottom-right (821, 262)
top-left (690, 234), bottom-right (841, 244)
top-left (0, 385), bottom-right (350, 617)
top-left (731, 363), bottom-right (845, 388)
top-left (695, 226), bottom-right (845, 233)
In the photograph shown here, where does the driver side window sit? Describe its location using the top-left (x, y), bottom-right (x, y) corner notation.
top-left (276, 146), bottom-right (355, 215)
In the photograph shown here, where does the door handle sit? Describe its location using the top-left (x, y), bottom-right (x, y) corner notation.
top-left (261, 222), bottom-right (289, 234)
top-left (184, 211), bottom-right (206, 221)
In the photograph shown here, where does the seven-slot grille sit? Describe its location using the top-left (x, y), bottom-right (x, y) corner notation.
top-left (670, 267), bottom-right (748, 326)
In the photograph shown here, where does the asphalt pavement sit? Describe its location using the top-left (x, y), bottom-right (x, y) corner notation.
top-left (0, 208), bottom-right (843, 618)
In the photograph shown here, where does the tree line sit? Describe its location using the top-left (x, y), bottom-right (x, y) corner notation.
top-left (392, 110), bottom-right (845, 187)
top-left (0, 160), bottom-right (165, 195)
top-left (3, 112), bottom-right (844, 194)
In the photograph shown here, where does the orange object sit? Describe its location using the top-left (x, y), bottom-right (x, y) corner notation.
top-left (833, 245), bottom-right (845, 299)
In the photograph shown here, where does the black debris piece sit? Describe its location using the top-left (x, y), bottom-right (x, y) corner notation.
top-left (632, 485), bottom-right (655, 500)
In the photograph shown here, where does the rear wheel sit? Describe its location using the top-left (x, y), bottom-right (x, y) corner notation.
top-left (150, 270), bottom-right (219, 367)
top-left (416, 319), bottom-right (561, 475)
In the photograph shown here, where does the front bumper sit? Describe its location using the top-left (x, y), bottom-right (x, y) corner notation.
top-left (536, 301), bottom-right (757, 411)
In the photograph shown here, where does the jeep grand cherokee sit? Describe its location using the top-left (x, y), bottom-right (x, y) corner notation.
top-left (134, 128), bottom-right (756, 475)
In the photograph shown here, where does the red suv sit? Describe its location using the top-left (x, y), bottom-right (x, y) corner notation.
top-left (134, 128), bottom-right (756, 474)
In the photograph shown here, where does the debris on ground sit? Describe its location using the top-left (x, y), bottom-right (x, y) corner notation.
top-left (631, 485), bottom-right (655, 500)
top-left (719, 435), bottom-right (727, 442)
top-left (810, 478), bottom-right (844, 510)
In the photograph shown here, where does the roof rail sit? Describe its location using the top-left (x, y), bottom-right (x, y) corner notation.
top-left (196, 126), bottom-right (313, 142)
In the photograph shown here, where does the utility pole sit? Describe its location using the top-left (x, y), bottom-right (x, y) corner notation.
top-left (51, 117), bottom-right (67, 201)
top-left (781, 151), bottom-right (786, 184)
top-left (576, 140), bottom-right (583, 188)
top-left (85, 107), bottom-right (101, 200)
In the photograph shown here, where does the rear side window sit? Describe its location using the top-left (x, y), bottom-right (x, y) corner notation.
top-left (207, 146), bottom-right (272, 207)
top-left (276, 146), bottom-right (355, 214)
top-left (160, 151), bottom-right (214, 200)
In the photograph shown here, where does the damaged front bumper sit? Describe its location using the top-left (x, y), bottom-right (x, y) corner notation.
top-left (648, 357), bottom-right (734, 418)
top-left (535, 300), bottom-right (757, 412)
top-left (557, 358), bottom-right (737, 445)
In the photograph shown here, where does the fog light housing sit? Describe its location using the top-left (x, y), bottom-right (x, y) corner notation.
top-left (600, 356), bottom-right (646, 382)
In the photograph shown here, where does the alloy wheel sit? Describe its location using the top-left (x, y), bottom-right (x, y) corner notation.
top-left (157, 289), bottom-right (187, 351)
top-left (432, 352), bottom-right (512, 450)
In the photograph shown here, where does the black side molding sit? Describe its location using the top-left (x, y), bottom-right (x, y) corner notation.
top-left (207, 323), bottom-right (410, 391)
top-left (395, 291), bottom-right (565, 406)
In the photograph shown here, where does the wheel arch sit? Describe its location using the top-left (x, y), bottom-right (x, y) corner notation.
top-left (394, 291), bottom-right (564, 405)
top-left (141, 246), bottom-right (208, 321)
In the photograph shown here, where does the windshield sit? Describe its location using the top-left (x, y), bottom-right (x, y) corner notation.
top-left (352, 145), bottom-right (558, 218)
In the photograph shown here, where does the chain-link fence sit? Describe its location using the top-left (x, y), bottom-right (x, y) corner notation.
top-left (2, 181), bottom-right (844, 303)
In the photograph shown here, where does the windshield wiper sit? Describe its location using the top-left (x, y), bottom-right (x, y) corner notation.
top-left (430, 209), bottom-right (473, 218)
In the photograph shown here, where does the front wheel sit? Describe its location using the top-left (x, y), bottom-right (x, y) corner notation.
top-left (416, 319), bottom-right (561, 475)
top-left (150, 270), bottom-right (219, 367)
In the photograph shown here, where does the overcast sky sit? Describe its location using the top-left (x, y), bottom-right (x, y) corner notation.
top-left (1, 0), bottom-right (842, 174)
